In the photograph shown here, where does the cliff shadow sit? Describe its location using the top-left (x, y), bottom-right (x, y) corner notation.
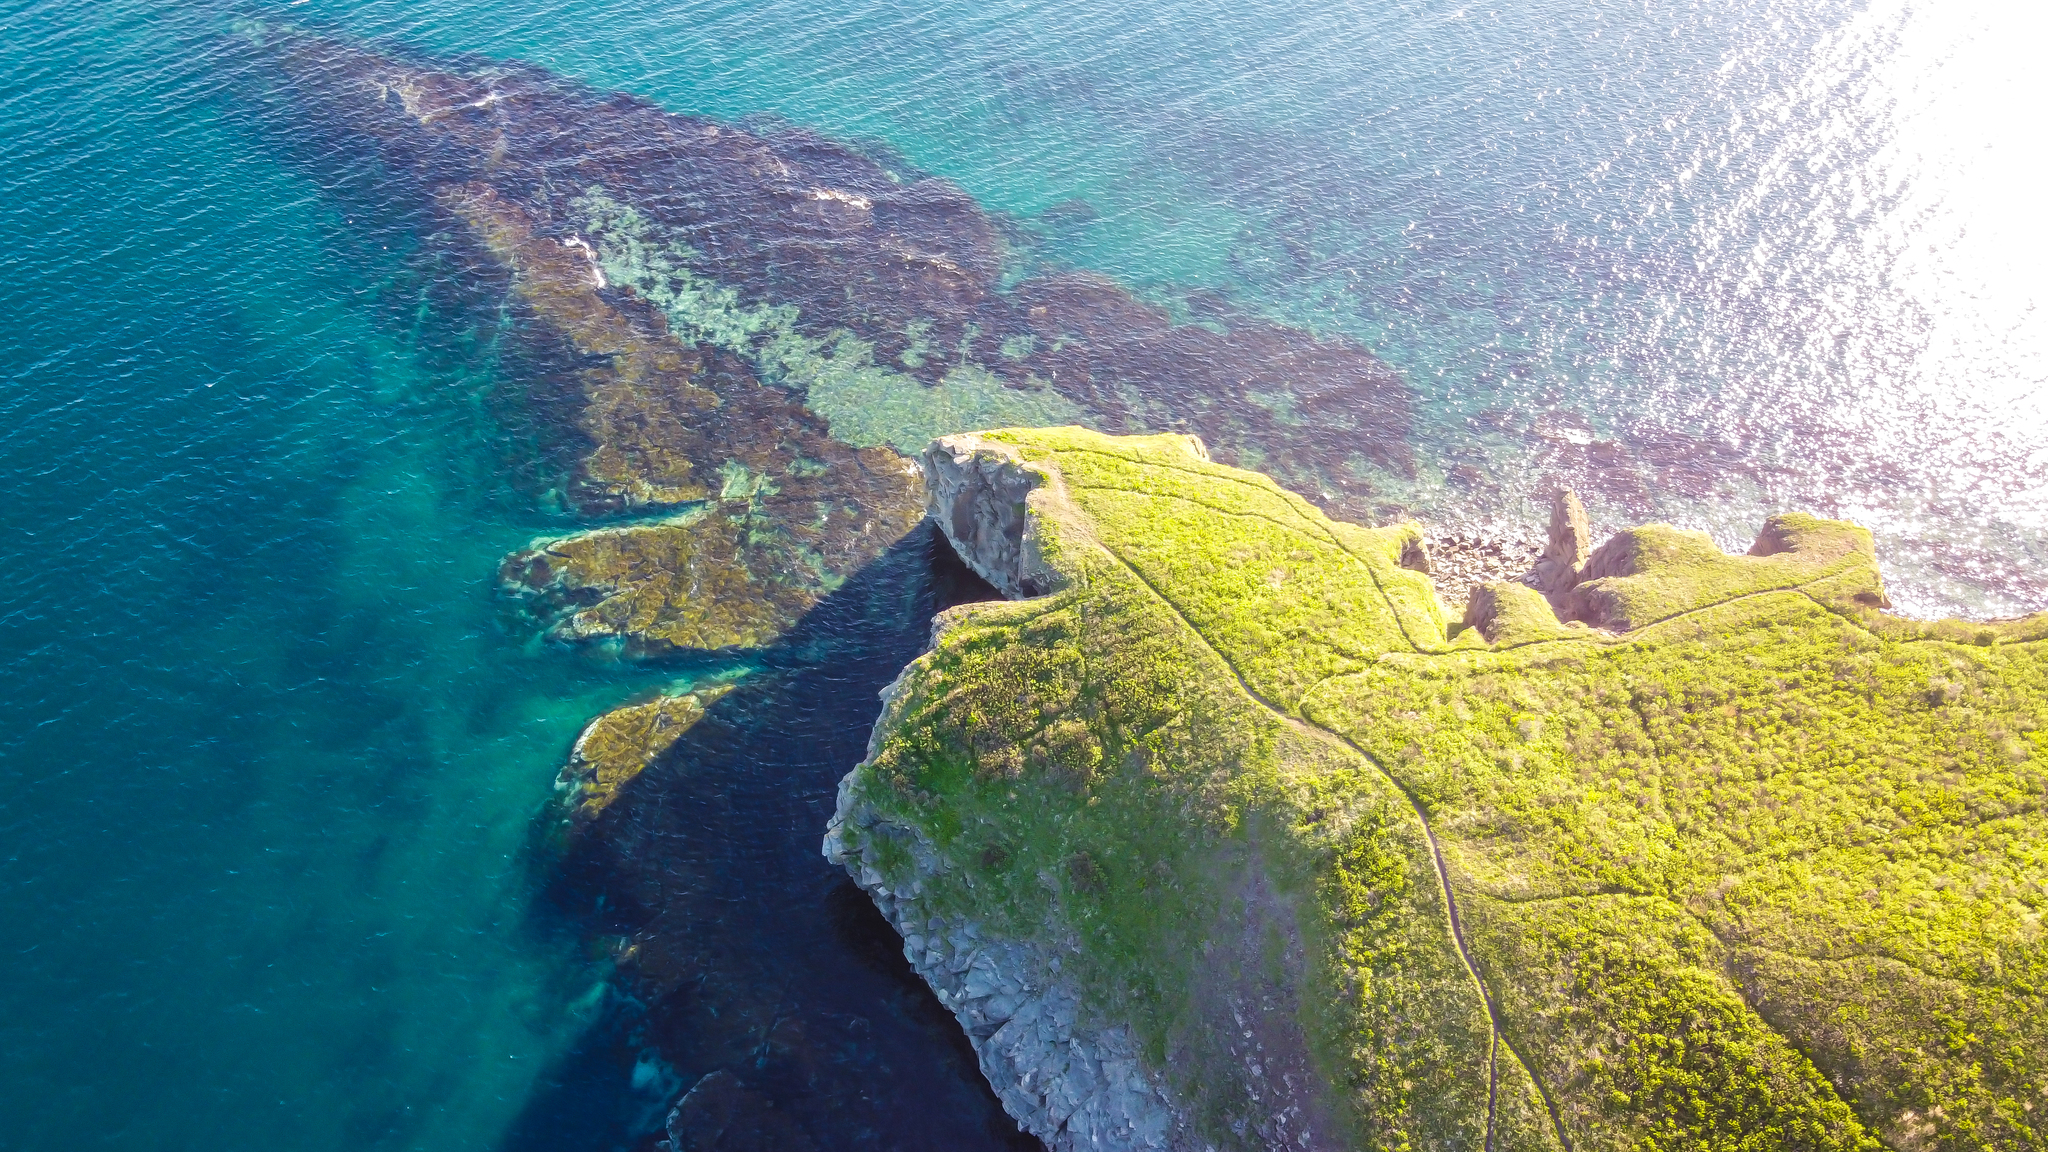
top-left (495, 522), bottom-right (1040, 1152)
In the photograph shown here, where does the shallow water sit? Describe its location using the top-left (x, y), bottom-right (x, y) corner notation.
top-left (1, 0), bottom-right (2042, 1150)
top-left (272, 0), bottom-right (2047, 617)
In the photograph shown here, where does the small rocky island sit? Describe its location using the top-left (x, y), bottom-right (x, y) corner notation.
top-left (828, 428), bottom-right (2046, 1152)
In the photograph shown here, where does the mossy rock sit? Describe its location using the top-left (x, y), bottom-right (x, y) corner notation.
top-left (558, 682), bottom-right (735, 820)
top-left (454, 184), bottom-right (926, 657)
top-left (833, 427), bottom-right (2047, 1152)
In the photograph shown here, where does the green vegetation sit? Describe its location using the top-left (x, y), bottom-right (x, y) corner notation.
top-left (837, 427), bottom-right (2047, 1151)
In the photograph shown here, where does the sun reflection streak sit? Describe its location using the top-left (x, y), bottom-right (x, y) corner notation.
top-left (1636, 0), bottom-right (2048, 613)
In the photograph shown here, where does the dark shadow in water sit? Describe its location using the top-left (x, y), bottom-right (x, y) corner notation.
top-left (498, 523), bottom-right (1041, 1152)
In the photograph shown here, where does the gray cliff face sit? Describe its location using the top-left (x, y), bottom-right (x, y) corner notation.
top-left (919, 433), bottom-right (1062, 598)
top-left (919, 429), bottom-right (1208, 596)
top-left (826, 587), bottom-right (1216, 1152)
top-left (824, 657), bottom-right (1197, 1152)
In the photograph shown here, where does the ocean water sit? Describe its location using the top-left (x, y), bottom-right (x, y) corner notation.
top-left (0, 0), bottom-right (2041, 1150)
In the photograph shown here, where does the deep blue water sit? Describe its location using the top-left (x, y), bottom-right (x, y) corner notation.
top-left (1, 0), bottom-right (2042, 1149)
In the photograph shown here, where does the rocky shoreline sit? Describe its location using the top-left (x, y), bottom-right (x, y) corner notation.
top-left (1414, 528), bottom-right (1543, 616)
top-left (231, 24), bottom-right (2047, 1149)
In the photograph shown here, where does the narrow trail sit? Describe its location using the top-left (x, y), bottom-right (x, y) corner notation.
top-left (1325, 724), bottom-right (1571, 1152)
top-left (1086, 534), bottom-right (1574, 1152)
top-left (1030, 448), bottom-right (2040, 1151)
top-left (1487, 1032), bottom-right (1501, 1152)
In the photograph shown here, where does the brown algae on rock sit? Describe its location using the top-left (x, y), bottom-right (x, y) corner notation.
top-left (560, 682), bottom-right (736, 820)
top-left (831, 427), bottom-right (2046, 1152)
top-left (234, 21), bottom-right (1418, 547)
top-left (499, 498), bottom-right (914, 657)
top-left (446, 182), bottom-right (926, 653)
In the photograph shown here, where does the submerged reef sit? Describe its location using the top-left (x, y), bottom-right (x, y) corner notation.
top-left (232, 20), bottom-right (1414, 664)
top-left (829, 428), bottom-right (2047, 1152)
top-left (444, 178), bottom-right (927, 653)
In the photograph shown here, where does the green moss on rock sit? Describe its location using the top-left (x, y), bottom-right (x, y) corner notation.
top-left (835, 427), bottom-right (2046, 1152)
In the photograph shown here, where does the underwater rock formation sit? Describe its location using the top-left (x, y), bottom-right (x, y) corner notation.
top-left (558, 682), bottom-right (735, 822)
top-left (539, 525), bottom-right (1040, 1151)
top-left (231, 20), bottom-right (1412, 662)
top-left (446, 178), bottom-right (927, 651)
top-left (831, 427), bottom-right (2048, 1152)
top-left (498, 496), bottom-right (917, 657)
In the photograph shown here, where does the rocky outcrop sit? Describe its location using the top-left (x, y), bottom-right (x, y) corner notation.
top-left (833, 431), bottom-right (1498, 1152)
top-left (919, 433), bottom-right (1068, 599)
top-left (557, 682), bottom-right (733, 821)
top-left (1529, 489), bottom-right (1592, 595)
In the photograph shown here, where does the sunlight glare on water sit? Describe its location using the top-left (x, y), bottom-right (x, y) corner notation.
top-left (1754, 0), bottom-right (2048, 606)
top-left (1867, 0), bottom-right (2048, 438)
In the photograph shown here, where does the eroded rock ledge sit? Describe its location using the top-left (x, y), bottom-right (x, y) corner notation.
top-left (831, 427), bottom-right (2048, 1152)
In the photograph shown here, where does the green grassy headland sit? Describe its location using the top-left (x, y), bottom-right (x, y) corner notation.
top-left (835, 426), bottom-right (2047, 1152)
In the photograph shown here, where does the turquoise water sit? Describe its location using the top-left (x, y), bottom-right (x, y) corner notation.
top-left (1, 0), bottom-right (2042, 1149)
top-left (277, 0), bottom-right (2047, 615)
top-left (0, 8), bottom-right (670, 1146)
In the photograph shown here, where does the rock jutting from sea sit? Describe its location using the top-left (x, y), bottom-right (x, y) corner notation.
top-left (829, 427), bottom-right (2047, 1152)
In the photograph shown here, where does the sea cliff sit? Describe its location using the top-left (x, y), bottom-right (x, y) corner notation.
top-left (229, 27), bottom-right (2047, 1146)
top-left (829, 427), bottom-right (2047, 1152)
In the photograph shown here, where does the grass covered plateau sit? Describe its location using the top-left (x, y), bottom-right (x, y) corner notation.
top-left (834, 427), bottom-right (2046, 1152)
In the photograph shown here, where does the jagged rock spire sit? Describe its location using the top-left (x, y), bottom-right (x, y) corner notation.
top-left (1531, 488), bottom-right (1591, 594)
